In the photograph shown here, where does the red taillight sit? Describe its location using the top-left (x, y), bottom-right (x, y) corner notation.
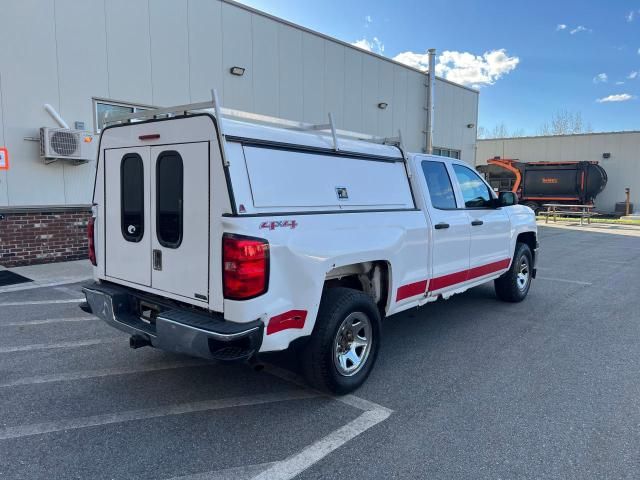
top-left (223, 234), bottom-right (269, 300)
top-left (87, 217), bottom-right (97, 266)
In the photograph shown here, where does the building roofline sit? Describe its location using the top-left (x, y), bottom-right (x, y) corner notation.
top-left (223, 0), bottom-right (479, 94)
top-left (478, 130), bottom-right (640, 141)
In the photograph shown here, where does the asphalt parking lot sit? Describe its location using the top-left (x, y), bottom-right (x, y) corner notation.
top-left (2, 225), bottom-right (640, 479)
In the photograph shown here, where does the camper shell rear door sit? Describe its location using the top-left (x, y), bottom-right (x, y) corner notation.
top-left (96, 115), bottom-right (230, 311)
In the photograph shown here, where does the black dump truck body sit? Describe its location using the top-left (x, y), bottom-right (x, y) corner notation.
top-left (478, 159), bottom-right (607, 211)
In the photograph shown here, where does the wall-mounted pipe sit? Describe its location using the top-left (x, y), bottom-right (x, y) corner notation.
top-left (44, 104), bottom-right (69, 129)
top-left (425, 48), bottom-right (436, 154)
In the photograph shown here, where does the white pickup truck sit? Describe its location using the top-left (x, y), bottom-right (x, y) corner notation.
top-left (82, 98), bottom-right (538, 394)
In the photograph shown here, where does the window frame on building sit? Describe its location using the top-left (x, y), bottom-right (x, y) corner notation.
top-left (432, 147), bottom-right (461, 160)
top-left (92, 97), bottom-right (157, 133)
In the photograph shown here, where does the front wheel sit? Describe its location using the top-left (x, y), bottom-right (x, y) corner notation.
top-left (494, 243), bottom-right (533, 302)
top-left (301, 287), bottom-right (381, 394)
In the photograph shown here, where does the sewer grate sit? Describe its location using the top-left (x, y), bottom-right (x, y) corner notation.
top-left (0, 271), bottom-right (33, 287)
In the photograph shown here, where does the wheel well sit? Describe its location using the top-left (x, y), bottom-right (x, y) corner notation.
top-left (324, 261), bottom-right (390, 314)
top-left (516, 231), bottom-right (537, 259)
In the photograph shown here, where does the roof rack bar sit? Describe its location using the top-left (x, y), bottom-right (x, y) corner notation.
top-left (212, 89), bottom-right (225, 138)
top-left (211, 89), bottom-right (230, 167)
top-left (101, 89), bottom-right (405, 153)
top-left (104, 101), bottom-right (214, 125)
top-left (327, 112), bottom-right (339, 151)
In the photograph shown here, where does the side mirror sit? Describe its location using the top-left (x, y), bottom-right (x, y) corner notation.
top-left (498, 191), bottom-right (518, 207)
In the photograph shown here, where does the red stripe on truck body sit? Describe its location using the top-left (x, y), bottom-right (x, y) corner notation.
top-left (428, 258), bottom-right (511, 292)
top-left (396, 259), bottom-right (511, 300)
top-left (396, 280), bottom-right (428, 301)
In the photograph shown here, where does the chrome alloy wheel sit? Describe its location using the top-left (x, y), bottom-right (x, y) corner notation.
top-left (333, 312), bottom-right (373, 377)
top-left (516, 256), bottom-right (530, 291)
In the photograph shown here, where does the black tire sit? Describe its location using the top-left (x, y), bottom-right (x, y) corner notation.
top-left (301, 287), bottom-right (381, 394)
top-left (494, 243), bottom-right (533, 303)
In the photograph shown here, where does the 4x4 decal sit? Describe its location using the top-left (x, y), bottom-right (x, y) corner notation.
top-left (260, 220), bottom-right (298, 230)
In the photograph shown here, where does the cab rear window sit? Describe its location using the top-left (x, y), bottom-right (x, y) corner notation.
top-left (421, 161), bottom-right (457, 209)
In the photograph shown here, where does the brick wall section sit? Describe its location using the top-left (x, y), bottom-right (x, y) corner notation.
top-left (0, 208), bottom-right (91, 268)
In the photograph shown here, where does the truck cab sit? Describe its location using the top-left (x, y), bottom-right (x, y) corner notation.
top-left (83, 98), bottom-right (538, 394)
top-left (411, 155), bottom-right (535, 299)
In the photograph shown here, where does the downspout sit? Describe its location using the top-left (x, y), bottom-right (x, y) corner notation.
top-left (425, 48), bottom-right (436, 154)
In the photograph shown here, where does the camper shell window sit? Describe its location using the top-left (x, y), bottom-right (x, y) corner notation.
top-left (120, 153), bottom-right (145, 243)
top-left (156, 151), bottom-right (184, 248)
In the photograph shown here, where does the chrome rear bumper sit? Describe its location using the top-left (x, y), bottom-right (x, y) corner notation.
top-left (82, 282), bottom-right (263, 361)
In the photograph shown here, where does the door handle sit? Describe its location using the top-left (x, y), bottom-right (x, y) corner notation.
top-left (434, 222), bottom-right (450, 230)
top-left (153, 249), bottom-right (162, 271)
top-left (471, 220), bottom-right (484, 226)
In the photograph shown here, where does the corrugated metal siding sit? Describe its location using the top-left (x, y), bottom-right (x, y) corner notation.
top-left (188, 0), bottom-right (224, 103)
top-left (105, 0), bottom-right (153, 104)
top-left (55, 0), bottom-right (109, 205)
top-left (477, 133), bottom-right (640, 212)
top-left (0, 0), bottom-right (477, 207)
top-left (0, 0), bottom-right (66, 206)
top-left (150, 0), bottom-right (191, 106)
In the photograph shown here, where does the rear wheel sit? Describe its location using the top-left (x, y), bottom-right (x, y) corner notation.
top-left (494, 243), bottom-right (533, 302)
top-left (301, 287), bottom-right (381, 394)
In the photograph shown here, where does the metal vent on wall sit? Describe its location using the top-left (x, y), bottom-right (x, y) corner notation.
top-left (49, 130), bottom-right (80, 157)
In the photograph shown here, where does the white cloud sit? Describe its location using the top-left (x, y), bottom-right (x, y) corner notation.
top-left (351, 37), bottom-right (384, 54)
top-left (626, 11), bottom-right (635, 22)
top-left (616, 81), bottom-right (625, 85)
top-left (593, 73), bottom-right (608, 83)
top-left (596, 93), bottom-right (635, 103)
top-left (365, 15), bottom-right (372, 24)
top-left (556, 24), bottom-right (567, 31)
top-left (628, 71), bottom-right (639, 79)
top-left (393, 49), bottom-right (519, 88)
top-left (638, 47), bottom-right (640, 55)
top-left (570, 25), bottom-right (590, 34)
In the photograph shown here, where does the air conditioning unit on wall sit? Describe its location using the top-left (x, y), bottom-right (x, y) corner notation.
top-left (39, 127), bottom-right (96, 165)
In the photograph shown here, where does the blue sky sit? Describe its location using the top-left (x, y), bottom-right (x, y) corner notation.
top-left (237, 0), bottom-right (640, 135)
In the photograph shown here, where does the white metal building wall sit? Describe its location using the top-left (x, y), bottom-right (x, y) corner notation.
top-left (476, 132), bottom-right (640, 212)
top-left (0, 0), bottom-right (478, 208)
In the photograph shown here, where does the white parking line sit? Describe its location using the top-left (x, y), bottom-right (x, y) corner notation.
top-left (248, 364), bottom-right (393, 480)
top-left (0, 298), bottom-right (85, 307)
top-left (0, 338), bottom-right (119, 354)
top-left (2, 316), bottom-right (97, 327)
top-left (0, 278), bottom-right (91, 294)
top-left (0, 359), bottom-right (211, 388)
top-left (251, 408), bottom-right (391, 480)
top-left (0, 390), bottom-right (319, 440)
top-left (170, 463), bottom-right (277, 480)
top-left (537, 276), bottom-right (593, 286)
top-left (156, 365), bottom-right (393, 480)
top-left (54, 285), bottom-right (84, 297)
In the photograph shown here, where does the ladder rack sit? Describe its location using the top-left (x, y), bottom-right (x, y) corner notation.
top-left (103, 89), bottom-right (405, 152)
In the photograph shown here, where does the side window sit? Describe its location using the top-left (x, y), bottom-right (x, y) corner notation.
top-left (97, 103), bottom-right (133, 132)
top-left (452, 164), bottom-right (494, 208)
top-left (120, 154), bottom-right (144, 242)
top-left (421, 161), bottom-right (457, 209)
top-left (156, 151), bottom-right (183, 248)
